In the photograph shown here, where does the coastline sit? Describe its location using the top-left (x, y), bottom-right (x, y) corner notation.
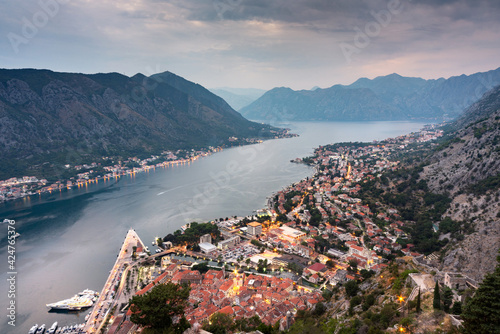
top-left (0, 130), bottom-right (297, 207)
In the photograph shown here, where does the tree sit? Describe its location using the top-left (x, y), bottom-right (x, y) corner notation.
top-left (344, 280), bottom-right (359, 297)
top-left (202, 312), bottom-right (234, 334)
top-left (442, 286), bottom-right (453, 312)
top-left (461, 251), bottom-right (500, 334)
top-left (191, 262), bottom-right (210, 274)
top-left (348, 259), bottom-right (358, 273)
top-left (416, 288), bottom-right (421, 313)
top-left (130, 282), bottom-right (191, 333)
top-left (451, 301), bottom-right (462, 315)
top-left (312, 302), bottom-right (326, 316)
top-left (234, 315), bottom-right (263, 332)
top-left (433, 281), bottom-right (441, 310)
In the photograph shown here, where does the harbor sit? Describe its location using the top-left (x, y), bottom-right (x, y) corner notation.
top-left (26, 230), bottom-right (145, 334)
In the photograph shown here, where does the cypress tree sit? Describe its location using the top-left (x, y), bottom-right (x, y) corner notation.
top-left (461, 252), bottom-right (500, 334)
top-left (433, 281), bottom-right (440, 310)
top-left (416, 288), bottom-right (421, 313)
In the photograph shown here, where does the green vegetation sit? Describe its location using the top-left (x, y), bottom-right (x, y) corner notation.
top-left (467, 173), bottom-right (500, 195)
top-left (433, 281), bottom-right (441, 310)
top-left (202, 313), bottom-right (278, 334)
top-left (251, 239), bottom-right (266, 248)
top-left (344, 280), bottom-right (359, 297)
top-left (163, 222), bottom-right (220, 246)
top-left (287, 261), bottom-right (304, 275)
top-left (129, 282), bottom-right (191, 333)
top-left (191, 262), bottom-right (210, 274)
top-left (461, 251), bottom-right (500, 334)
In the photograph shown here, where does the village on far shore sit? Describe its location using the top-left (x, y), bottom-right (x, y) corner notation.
top-left (1, 130), bottom-right (298, 203)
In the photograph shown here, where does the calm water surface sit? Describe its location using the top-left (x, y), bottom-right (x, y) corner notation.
top-left (0, 121), bottom-right (428, 333)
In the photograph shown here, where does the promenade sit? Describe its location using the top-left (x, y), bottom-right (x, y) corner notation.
top-left (83, 229), bottom-right (145, 333)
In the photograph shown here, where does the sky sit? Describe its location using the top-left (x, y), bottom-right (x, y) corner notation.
top-left (1, 0), bottom-right (499, 90)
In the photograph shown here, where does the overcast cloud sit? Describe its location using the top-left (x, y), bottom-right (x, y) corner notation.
top-left (1, 0), bottom-right (499, 89)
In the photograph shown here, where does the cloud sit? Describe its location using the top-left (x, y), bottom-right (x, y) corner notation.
top-left (0, 0), bottom-right (498, 89)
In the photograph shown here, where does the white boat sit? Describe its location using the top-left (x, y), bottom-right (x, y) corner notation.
top-left (47, 322), bottom-right (58, 334)
top-left (46, 290), bottom-right (98, 311)
top-left (36, 324), bottom-right (45, 334)
top-left (28, 324), bottom-right (38, 334)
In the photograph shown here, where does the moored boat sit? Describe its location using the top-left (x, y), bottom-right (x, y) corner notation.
top-left (28, 324), bottom-right (38, 334)
top-left (46, 290), bottom-right (98, 311)
top-left (35, 324), bottom-right (45, 334)
top-left (47, 321), bottom-right (58, 334)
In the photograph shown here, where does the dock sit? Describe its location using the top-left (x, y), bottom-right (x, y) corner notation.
top-left (83, 229), bottom-right (145, 333)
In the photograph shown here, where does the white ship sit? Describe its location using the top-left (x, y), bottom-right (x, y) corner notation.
top-left (46, 290), bottom-right (98, 311)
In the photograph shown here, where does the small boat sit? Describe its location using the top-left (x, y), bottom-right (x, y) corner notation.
top-left (28, 324), bottom-right (38, 334)
top-left (36, 324), bottom-right (46, 334)
top-left (47, 322), bottom-right (58, 334)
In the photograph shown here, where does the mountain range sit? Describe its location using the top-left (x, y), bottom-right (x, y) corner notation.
top-left (240, 67), bottom-right (500, 122)
top-left (0, 69), bottom-right (280, 179)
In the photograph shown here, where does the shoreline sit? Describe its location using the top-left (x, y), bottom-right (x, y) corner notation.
top-left (0, 131), bottom-right (297, 207)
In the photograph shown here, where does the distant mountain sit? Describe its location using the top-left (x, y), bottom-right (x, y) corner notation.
top-left (0, 69), bottom-right (279, 179)
top-left (209, 87), bottom-right (266, 111)
top-left (240, 67), bottom-right (500, 121)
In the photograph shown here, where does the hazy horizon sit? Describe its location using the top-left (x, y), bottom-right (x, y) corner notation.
top-left (1, 0), bottom-right (499, 90)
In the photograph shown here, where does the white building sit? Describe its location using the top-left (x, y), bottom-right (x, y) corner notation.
top-left (199, 242), bottom-right (217, 254)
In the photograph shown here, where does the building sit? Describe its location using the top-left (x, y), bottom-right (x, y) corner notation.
top-left (327, 248), bottom-right (347, 259)
top-left (409, 273), bottom-right (435, 292)
top-left (217, 236), bottom-right (240, 250)
top-left (199, 242), bottom-right (217, 254)
top-left (200, 234), bottom-right (212, 244)
top-left (444, 272), bottom-right (468, 291)
top-left (272, 225), bottom-right (307, 243)
top-left (247, 222), bottom-right (262, 236)
top-left (307, 262), bottom-right (326, 275)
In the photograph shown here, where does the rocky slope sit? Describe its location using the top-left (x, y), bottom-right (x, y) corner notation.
top-left (0, 69), bottom-right (279, 179)
top-left (241, 67), bottom-right (500, 121)
top-left (419, 85), bottom-right (500, 281)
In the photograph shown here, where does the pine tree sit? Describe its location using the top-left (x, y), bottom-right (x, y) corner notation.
top-left (451, 301), bottom-right (461, 315)
top-left (416, 288), bottom-right (421, 313)
top-left (442, 286), bottom-right (453, 312)
top-left (461, 251), bottom-right (500, 334)
top-left (433, 281), bottom-right (440, 310)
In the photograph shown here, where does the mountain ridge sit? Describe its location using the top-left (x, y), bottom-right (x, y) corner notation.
top-left (0, 68), bottom-right (281, 180)
top-left (241, 67), bottom-right (500, 122)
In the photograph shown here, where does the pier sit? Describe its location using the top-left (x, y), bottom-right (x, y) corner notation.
top-left (83, 229), bottom-right (145, 333)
